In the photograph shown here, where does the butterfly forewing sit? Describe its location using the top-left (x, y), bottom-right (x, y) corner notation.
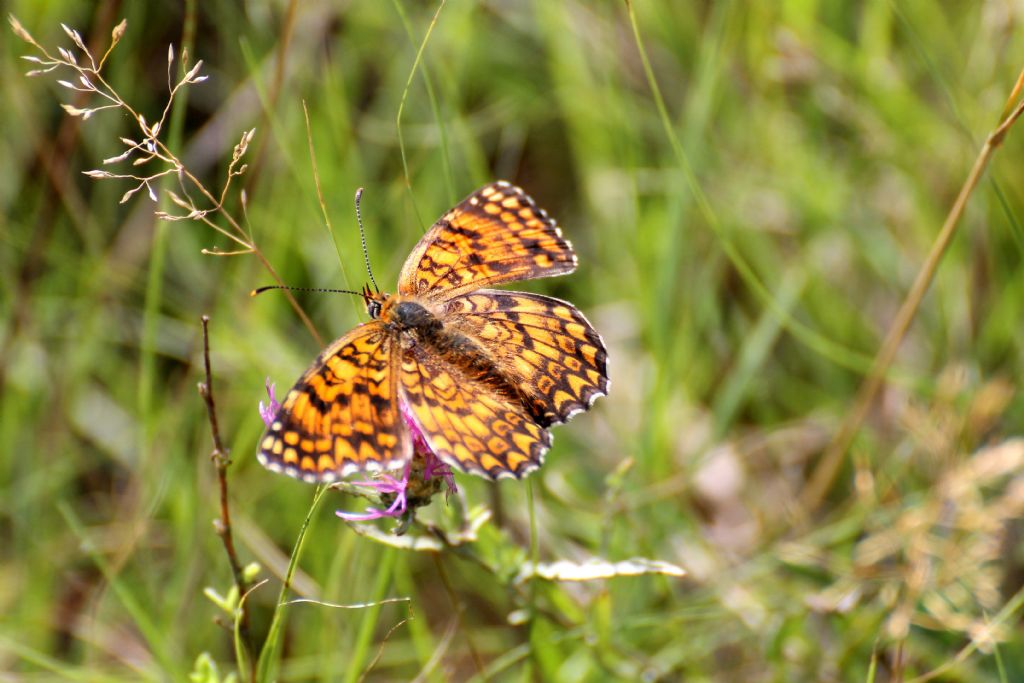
top-left (443, 289), bottom-right (609, 426)
top-left (257, 322), bottom-right (409, 482)
top-left (398, 181), bottom-right (577, 299)
top-left (399, 342), bottom-right (552, 479)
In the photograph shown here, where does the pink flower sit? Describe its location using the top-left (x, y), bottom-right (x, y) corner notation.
top-left (402, 399), bottom-right (457, 495)
top-left (259, 378), bottom-right (280, 427)
top-left (336, 398), bottom-right (457, 523)
top-left (336, 463), bottom-right (411, 522)
top-left (422, 448), bottom-right (457, 495)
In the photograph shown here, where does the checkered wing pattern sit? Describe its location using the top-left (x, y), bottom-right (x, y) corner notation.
top-left (258, 181), bottom-right (608, 485)
top-left (399, 342), bottom-right (552, 479)
top-left (257, 322), bottom-right (409, 482)
top-left (398, 181), bottom-right (577, 299)
top-left (444, 290), bottom-right (609, 426)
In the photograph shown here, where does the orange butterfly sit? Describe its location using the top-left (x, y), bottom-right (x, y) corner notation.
top-left (257, 181), bottom-right (608, 482)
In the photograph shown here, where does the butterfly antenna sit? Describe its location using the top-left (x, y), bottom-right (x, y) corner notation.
top-left (250, 285), bottom-right (363, 297)
top-left (354, 187), bottom-right (380, 293)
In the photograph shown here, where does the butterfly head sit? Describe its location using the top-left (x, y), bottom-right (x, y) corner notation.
top-left (361, 284), bottom-right (389, 319)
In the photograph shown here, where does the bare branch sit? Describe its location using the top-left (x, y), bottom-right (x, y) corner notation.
top-left (198, 316), bottom-right (255, 661)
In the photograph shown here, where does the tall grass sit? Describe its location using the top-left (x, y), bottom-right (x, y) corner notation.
top-left (3, 1), bottom-right (1024, 681)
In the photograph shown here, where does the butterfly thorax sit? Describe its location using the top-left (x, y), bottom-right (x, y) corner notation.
top-left (377, 293), bottom-right (525, 405)
top-left (379, 294), bottom-right (481, 361)
top-left (378, 295), bottom-right (443, 335)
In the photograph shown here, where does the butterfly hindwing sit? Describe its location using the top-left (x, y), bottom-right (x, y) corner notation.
top-left (257, 322), bottom-right (409, 482)
top-left (399, 342), bottom-right (551, 479)
top-left (443, 289), bottom-right (609, 426)
top-left (397, 181), bottom-right (577, 299)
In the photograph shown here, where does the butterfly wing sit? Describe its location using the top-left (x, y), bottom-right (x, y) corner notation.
top-left (257, 322), bottom-right (409, 482)
top-left (443, 289), bottom-right (609, 426)
top-left (399, 342), bottom-right (552, 479)
top-left (397, 181), bottom-right (576, 299)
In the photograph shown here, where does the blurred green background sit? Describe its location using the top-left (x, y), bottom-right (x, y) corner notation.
top-left (3, 1), bottom-right (1024, 680)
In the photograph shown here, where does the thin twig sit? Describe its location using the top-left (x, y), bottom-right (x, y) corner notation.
top-left (395, 0), bottom-right (447, 231)
top-left (432, 554), bottom-right (485, 677)
top-left (411, 617), bottom-right (458, 683)
top-left (243, 0), bottom-right (300, 195)
top-left (198, 315), bottom-right (256, 663)
top-left (178, 162), bottom-right (322, 346)
top-left (358, 605), bottom-right (414, 683)
top-left (12, 18), bottom-right (323, 347)
top-left (801, 77), bottom-right (1024, 513)
top-left (302, 100), bottom-right (358, 319)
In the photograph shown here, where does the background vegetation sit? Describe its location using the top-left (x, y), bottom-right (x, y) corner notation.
top-left (3, 1), bottom-right (1024, 680)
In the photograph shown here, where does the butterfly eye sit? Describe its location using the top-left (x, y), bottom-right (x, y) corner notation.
top-left (367, 299), bottom-right (382, 319)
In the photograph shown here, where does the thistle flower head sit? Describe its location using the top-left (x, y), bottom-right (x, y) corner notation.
top-left (258, 378), bottom-right (280, 427)
top-left (336, 464), bottom-right (411, 522)
top-left (336, 398), bottom-right (457, 525)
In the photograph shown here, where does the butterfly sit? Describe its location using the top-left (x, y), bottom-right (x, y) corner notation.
top-left (257, 181), bottom-right (609, 482)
